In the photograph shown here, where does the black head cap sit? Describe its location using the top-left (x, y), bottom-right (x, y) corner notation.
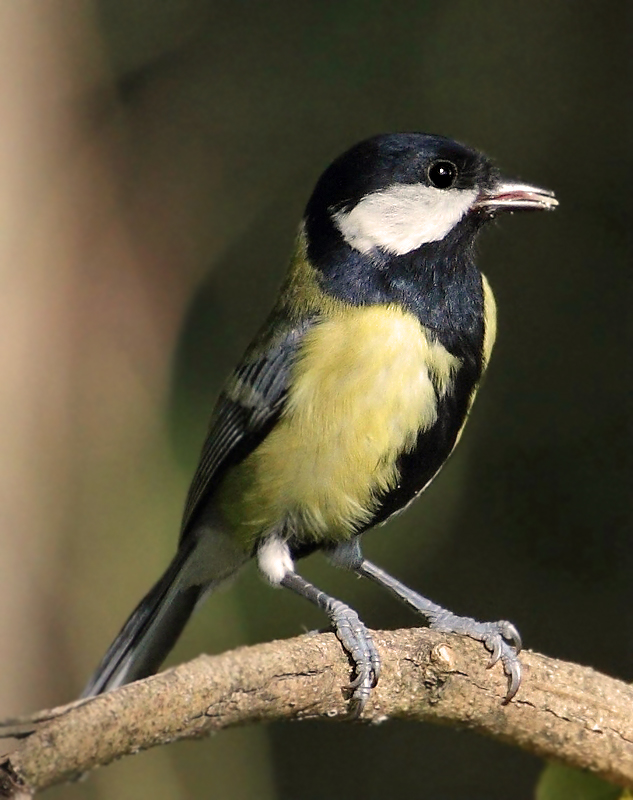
top-left (306, 133), bottom-right (498, 222)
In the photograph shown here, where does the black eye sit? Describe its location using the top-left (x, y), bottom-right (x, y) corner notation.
top-left (427, 160), bottom-right (457, 189)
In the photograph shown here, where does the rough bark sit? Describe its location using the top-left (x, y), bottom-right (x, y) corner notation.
top-left (0, 628), bottom-right (631, 797)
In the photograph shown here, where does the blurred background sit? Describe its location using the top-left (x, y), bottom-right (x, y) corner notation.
top-left (0, 1), bottom-right (630, 798)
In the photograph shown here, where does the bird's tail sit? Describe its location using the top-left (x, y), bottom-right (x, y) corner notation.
top-left (81, 537), bottom-right (212, 698)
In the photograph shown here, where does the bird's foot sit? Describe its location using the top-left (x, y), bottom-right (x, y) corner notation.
top-left (356, 560), bottom-right (522, 702)
top-left (279, 571), bottom-right (380, 716)
top-left (428, 609), bottom-right (522, 702)
top-left (327, 599), bottom-right (380, 717)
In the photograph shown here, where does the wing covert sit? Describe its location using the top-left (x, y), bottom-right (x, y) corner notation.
top-left (179, 319), bottom-right (311, 538)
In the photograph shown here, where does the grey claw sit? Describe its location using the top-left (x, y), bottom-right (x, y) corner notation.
top-left (486, 636), bottom-right (502, 667)
top-left (481, 625), bottom-right (522, 701)
top-left (508, 623), bottom-right (522, 654)
top-left (502, 659), bottom-right (522, 704)
top-left (496, 620), bottom-right (522, 653)
top-left (349, 669), bottom-right (369, 690)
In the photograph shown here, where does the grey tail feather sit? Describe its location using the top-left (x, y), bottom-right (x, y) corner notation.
top-left (81, 538), bottom-right (205, 698)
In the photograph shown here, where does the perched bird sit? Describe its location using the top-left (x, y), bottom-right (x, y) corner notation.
top-left (82, 133), bottom-right (557, 711)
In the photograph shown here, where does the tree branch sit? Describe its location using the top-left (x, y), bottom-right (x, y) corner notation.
top-left (0, 628), bottom-right (631, 796)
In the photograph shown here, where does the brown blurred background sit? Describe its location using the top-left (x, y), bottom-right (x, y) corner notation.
top-left (0, 1), bottom-right (630, 798)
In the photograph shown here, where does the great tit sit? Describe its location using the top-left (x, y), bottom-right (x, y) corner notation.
top-left (82, 133), bottom-right (557, 711)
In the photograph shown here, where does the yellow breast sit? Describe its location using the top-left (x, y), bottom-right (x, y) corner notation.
top-left (218, 304), bottom-right (461, 546)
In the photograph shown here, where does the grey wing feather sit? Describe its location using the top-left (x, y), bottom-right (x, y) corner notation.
top-left (179, 318), bottom-right (312, 538)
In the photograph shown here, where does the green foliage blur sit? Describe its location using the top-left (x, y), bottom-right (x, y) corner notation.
top-left (536, 765), bottom-right (624, 800)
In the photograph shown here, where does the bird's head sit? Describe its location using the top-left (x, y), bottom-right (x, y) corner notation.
top-left (304, 132), bottom-right (557, 267)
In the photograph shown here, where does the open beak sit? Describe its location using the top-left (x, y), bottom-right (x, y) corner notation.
top-left (473, 179), bottom-right (559, 214)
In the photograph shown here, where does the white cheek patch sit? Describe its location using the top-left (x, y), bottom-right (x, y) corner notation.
top-left (258, 535), bottom-right (294, 585)
top-left (332, 183), bottom-right (478, 256)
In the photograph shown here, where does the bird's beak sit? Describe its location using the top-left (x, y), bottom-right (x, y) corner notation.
top-left (473, 179), bottom-right (559, 214)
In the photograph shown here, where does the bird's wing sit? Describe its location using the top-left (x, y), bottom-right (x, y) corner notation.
top-left (179, 317), bottom-right (311, 539)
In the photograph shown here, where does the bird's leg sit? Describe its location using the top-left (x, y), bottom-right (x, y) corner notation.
top-left (329, 539), bottom-right (522, 702)
top-left (280, 571), bottom-right (380, 716)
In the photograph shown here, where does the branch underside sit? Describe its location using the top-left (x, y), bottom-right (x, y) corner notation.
top-left (0, 628), bottom-right (631, 797)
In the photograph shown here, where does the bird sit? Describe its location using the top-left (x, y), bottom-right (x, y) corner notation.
top-left (82, 132), bottom-right (558, 712)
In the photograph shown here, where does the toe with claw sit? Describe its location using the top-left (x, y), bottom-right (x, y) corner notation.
top-left (328, 600), bottom-right (380, 716)
top-left (430, 612), bottom-right (523, 701)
